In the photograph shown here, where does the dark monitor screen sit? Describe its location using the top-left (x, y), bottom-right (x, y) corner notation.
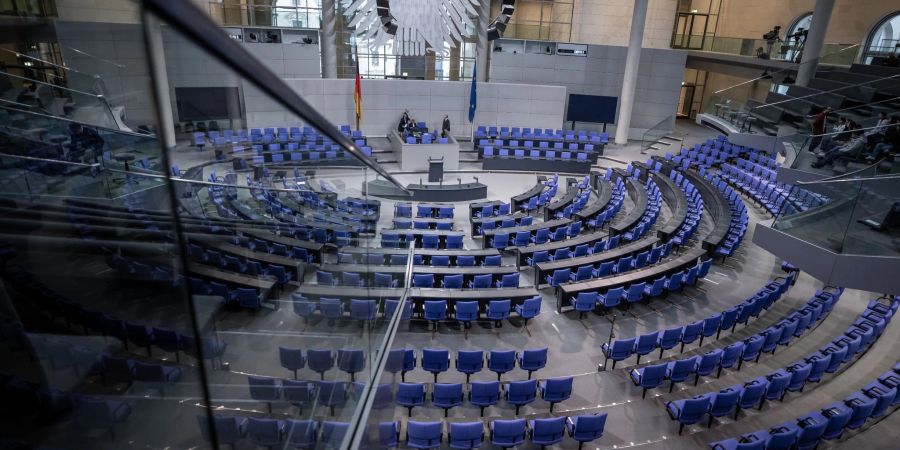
top-left (566, 94), bottom-right (618, 124)
top-left (175, 87), bottom-right (242, 121)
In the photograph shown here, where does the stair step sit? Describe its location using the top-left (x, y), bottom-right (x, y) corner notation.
top-left (661, 135), bottom-right (683, 142)
top-left (655, 140), bottom-right (672, 146)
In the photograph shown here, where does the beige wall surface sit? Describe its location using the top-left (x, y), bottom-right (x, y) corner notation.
top-left (55, 0), bottom-right (211, 24)
top-left (715, 0), bottom-right (899, 45)
top-left (570, 0), bottom-right (678, 49)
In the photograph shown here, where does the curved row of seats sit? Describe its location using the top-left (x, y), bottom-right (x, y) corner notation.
top-left (336, 251), bottom-right (500, 267)
top-left (548, 239), bottom-right (679, 289)
top-left (603, 274), bottom-right (794, 368)
top-left (668, 296), bottom-right (895, 440)
top-left (699, 171), bottom-right (749, 259)
top-left (628, 287), bottom-right (842, 406)
top-left (397, 376), bottom-right (575, 416)
top-left (383, 347), bottom-right (549, 382)
top-left (709, 360), bottom-right (900, 449)
top-left (196, 413), bottom-right (609, 450)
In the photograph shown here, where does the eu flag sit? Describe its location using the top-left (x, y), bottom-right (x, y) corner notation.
top-left (468, 61), bottom-right (477, 123)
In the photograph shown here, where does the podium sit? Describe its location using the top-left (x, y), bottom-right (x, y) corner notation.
top-left (428, 157), bottom-right (444, 183)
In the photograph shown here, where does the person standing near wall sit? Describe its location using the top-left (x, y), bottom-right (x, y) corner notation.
top-left (808, 106), bottom-right (831, 152)
top-left (442, 115), bottom-right (451, 138)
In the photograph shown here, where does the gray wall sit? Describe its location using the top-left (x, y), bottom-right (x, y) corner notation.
top-left (244, 79), bottom-right (567, 137)
top-left (55, 21), bottom-right (321, 129)
top-left (489, 45), bottom-right (687, 139)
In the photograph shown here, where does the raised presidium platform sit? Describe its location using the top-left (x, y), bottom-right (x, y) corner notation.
top-left (390, 130), bottom-right (460, 171)
top-left (364, 179), bottom-right (488, 202)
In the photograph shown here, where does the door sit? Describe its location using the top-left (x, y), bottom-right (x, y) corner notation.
top-left (670, 13), bottom-right (709, 50)
top-left (677, 84), bottom-right (696, 118)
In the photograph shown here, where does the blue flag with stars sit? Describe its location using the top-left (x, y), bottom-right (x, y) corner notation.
top-left (468, 61), bottom-right (477, 123)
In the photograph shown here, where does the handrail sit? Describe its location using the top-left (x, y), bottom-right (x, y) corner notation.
top-left (0, 48), bottom-right (94, 77)
top-left (802, 121), bottom-right (899, 139)
top-left (0, 152), bottom-right (102, 169)
top-left (63, 46), bottom-right (127, 69)
top-left (795, 159), bottom-right (894, 185)
top-left (1, 69), bottom-right (107, 99)
top-left (712, 44), bottom-right (860, 94)
top-left (751, 73), bottom-right (900, 111)
top-left (141, 0), bottom-right (410, 195)
top-left (0, 105), bottom-right (157, 139)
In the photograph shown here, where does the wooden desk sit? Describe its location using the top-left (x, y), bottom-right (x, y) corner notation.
top-left (239, 228), bottom-right (325, 259)
top-left (294, 285), bottom-right (540, 311)
top-left (510, 176), bottom-right (547, 210)
top-left (340, 247), bottom-right (500, 265)
top-left (650, 171), bottom-right (688, 240)
top-left (513, 229), bottom-right (611, 267)
top-left (544, 178), bottom-right (579, 220)
top-left (188, 263), bottom-right (276, 299)
top-left (534, 235), bottom-right (658, 284)
top-left (481, 218), bottom-right (572, 248)
top-left (609, 175), bottom-right (648, 236)
top-left (318, 264), bottom-right (519, 287)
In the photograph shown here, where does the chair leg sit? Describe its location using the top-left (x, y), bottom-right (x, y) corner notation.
top-left (480, 406), bottom-right (485, 417)
top-left (636, 354), bottom-right (641, 365)
top-left (678, 422), bottom-right (685, 435)
top-left (642, 388), bottom-right (647, 399)
top-left (659, 347), bottom-right (665, 359)
top-left (549, 402), bottom-right (555, 413)
top-left (669, 380), bottom-right (675, 393)
top-left (293, 369), bottom-right (298, 380)
top-left (694, 373), bottom-right (700, 386)
top-left (708, 415), bottom-right (714, 427)
top-left (611, 360), bottom-right (617, 370)
top-left (515, 405), bottom-right (521, 415)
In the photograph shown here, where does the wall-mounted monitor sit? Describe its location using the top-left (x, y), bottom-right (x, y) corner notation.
top-left (566, 94), bottom-right (617, 124)
top-left (175, 87), bottom-right (242, 121)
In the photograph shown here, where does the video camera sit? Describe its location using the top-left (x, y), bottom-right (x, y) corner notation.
top-left (787, 27), bottom-right (808, 41)
top-left (762, 26), bottom-right (781, 41)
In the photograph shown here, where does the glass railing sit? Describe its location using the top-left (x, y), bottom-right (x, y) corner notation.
top-left (675, 34), bottom-right (856, 66)
top-left (0, 48), bottom-right (110, 97)
top-left (0, 0), bottom-right (414, 448)
top-left (0, 70), bottom-right (119, 130)
top-left (641, 115), bottom-right (676, 154)
top-left (206, 1), bottom-right (322, 29)
top-left (772, 167), bottom-right (900, 257)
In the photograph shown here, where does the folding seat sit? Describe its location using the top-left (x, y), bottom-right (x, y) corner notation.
top-left (629, 362), bottom-right (667, 398)
top-left (529, 417), bottom-right (566, 448)
top-left (469, 381), bottom-right (501, 416)
top-left (706, 389), bottom-right (740, 426)
top-left (657, 327), bottom-right (683, 358)
top-left (644, 276), bottom-right (666, 298)
top-left (487, 300), bottom-right (512, 327)
top-left (680, 321), bottom-right (703, 352)
top-left (449, 422), bottom-right (484, 449)
top-left (570, 292), bottom-right (598, 319)
top-left (785, 362), bottom-right (812, 394)
top-left (845, 395), bottom-right (877, 429)
top-left (777, 319), bottom-right (799, 346)
top-left (469, 274), bottom-right (493, 289)
top-left (597, 286), bottom-right (624, 310)
top-left (197, 416), bottom-right (248, 447)
top-left (570, 265), bottom-right (594, 282)
top-left (545, 269), bottom-right (571, 287)
top-left (422, 348), bottom-right (450, 382)
top-left (625, 283), bottom-right (645, 307)
top-left (700, 314), bottom-right (722, 346)
top-left (764, 370), bottom-right (792, 402)
top-left (633, 331), bottom-right (659, 365)
top-left (455, 301), bottom-right (479, 330)
top-left (505, 380), bottom-right (537, 414)
top-left (819, 401), bottom-right (853, 440)
top-left (407, 421), bottom-right (442, 449)
top-left (665, 395), bottom-right (710, 435)
top-left (761, 326), bottom-right (782, 354)
top-left (719, 307), bottom-right (740, 338)
top-left (719, 342), bottom-right (745, 377)
top-left (496, 274), bottom-right (519, 288)
top-left (491, 419), bottom-right (527, 448)
top-left (279, 346), bottom-right (305, 379)
top-left (695, 349), bottom-right (723, 385)
top-left (307, 349), bottom-right (335, 380)
top-left (397, 383), bottom-right (426, 415)
top-left (601, 337), bottom-right (636, 370)
top-left (248, 376), bottom-right (281, 413)
top-left (423, 300), bottom-right (447, 331)
top-left (859, 381), bottom-right (896, 418)
top-left (566, 414), bottom-right (607, 450)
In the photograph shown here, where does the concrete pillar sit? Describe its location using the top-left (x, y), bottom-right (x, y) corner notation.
top-left (614, 0), bottom-right (648, 145)
top-left (795, 0), bottom-right (835, 87)
top-left (142, 14), bottom-right (176, 149)
top-left (475, 0), bottom-right (489, 82)
top-left (321, 0), bottom-right (338, 78)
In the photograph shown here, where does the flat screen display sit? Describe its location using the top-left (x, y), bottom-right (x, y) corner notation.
top-left (175, 87), bottom-right (242, 121)
top-left (566, 94), bottom-right (618, 124)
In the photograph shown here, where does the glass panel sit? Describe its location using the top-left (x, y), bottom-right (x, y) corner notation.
top-left (641, 115), bottom-right (676, 154)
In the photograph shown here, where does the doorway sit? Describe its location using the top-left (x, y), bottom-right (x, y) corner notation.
top-left (671, 13), bottom-right (709, 50)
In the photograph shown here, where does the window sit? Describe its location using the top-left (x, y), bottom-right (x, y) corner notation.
top-left (864, 12), bottom-right (900, 64)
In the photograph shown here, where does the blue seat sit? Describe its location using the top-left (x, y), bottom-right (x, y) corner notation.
top-left (413, 273), bottom-right (435, 288)
top-left (566, 414), bottom-right (607, 450)
top-left (597, 286), bottom-right (624, 310)
top-left (601, 337), bottom-right (636, 369)
top-left (455, 350), bottom-right (484, 382)
top-left (443, 274), bottom-right (464, 289)
top-left (247, 418), bottom-right (285, 448)
top-left (764, 371), bottom-right (792, 402)
top-left (337, 348), bottom-right (366, 381)
top-left (695, 349), bottom-right (723, 384)
top-left (350, 299), bottom-right (377, 324)
top-left (75, 397), bottom-right (132, 438)
top-left (657, 327), bottom-right (683, 358)
top-left (469, 381), bottom-right (501, 416)
top-left (665, 395), bottom-right (711, 434)
top-left (431, 255), bottom-right (450, 267)
top-left (483, 255), bottom-right (502, 266)
top-left (491, 232), bottom-right (510, 250)
top-left (407, 420), bottom-right (443, 449)
top-left (545, 269), bottom-right (571, 287)
top-left (248, 376), bottom-right (281, 413)
top-left (487, 300), bottom-right (511, 327)
top-left (197, 416), bottom-right (247, 447)
top-left (488, 349), bottom-right (516, 380)
top-left (455, 301), bottom-right (479, 330)
top-left (495, 273), bottom-right (519, 288)
top-left (446, 235), bottom-right (464, 249)
top-left (457, 255), bottom-right (476, 267)
top-left (322, 421), bottom-right (350, 448)
top-left (316, 270), bottom-right (336, 285)
top-left (505, 380), bottom-right (537, 414)
top-left (571, 265), bottom-right (594, 282)
top-left (680, 320), bottom-right (703, 352)
top-left (469, 274), bottom-right (493, 289)
top-left (538, 376), bottom-right (573, 412)
top-left (375, 273), bottom-right (397, 288)
top-left (491, 419), bottom-right (527, 449)
top-left (432, 382), bottom-right (464, 416)
top-left (515, 296), bottom-right (542, 326)
top-left (736, 380), bottom-right (768, 417)
top-left (707, 389), bottom-right (740, 426)
top-left (422, 348), bottom-right (450, 382)
top-left (819, 402), bottom-right (853, 440)
top-left (379, 421), bottom-right (400, 449)
top-left (845, 395), bottom-right (877, 429)
top-left (397, 382), bottom-right (426, 415)
top-left (528, 417), bottom-right (566, 448)
top-left (665, 357), bottom-right (698, 392)
top-left (633, 331), bottom-right (659, 365)
top-left (384, 348), bottom-right (416, 382)
top-left (282, 380), bottom-right (316, 413)
top-left (279, 347), bottom-right (305, 379)
top-left (307, 349), bottom-right (334, 380)
top-left (319, 298), bottom-right (344, 323)
top-left (629, 362), bottom-right (668, 398)
top-left (423, 300), bottom-right (447, 330)
top-left (518, 347), bottom-right (548, 379)
top-left (449, 421), bottom-right (484, 449)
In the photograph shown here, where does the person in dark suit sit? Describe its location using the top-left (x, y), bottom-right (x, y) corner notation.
top-left (398, 110), bottom-right (411, 133)
top-left (441, 115), bottom-right (451, 138)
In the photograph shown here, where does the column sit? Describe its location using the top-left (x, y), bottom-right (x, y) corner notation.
top-left (320, 0), bottom-right (338, 78)
top-left (142, 14), bottom-right (176, 149)
top-left (795, 0), bottom-right (835, 87)
top-left (614, 0), bottom-right (648, 145)
top-left (475, 0), bottom-right (489, 82)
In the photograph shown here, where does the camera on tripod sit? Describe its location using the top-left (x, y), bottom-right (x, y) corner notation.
top-left (787, 27), bottom-right (808, 41)
top-left (762, 26), bottom-right (781, 42)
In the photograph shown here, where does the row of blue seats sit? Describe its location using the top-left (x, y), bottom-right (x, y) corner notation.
top-left (193, 125), bottom-right (363, 145)
top-left (478, 139), bottom-right (600, 151)
top-left (527, 234), bottom-right (629, 266)
top-left (709, 361), bottom-right (900, 449)
top-left (482, 147), bottom-right (593, 162)
top-left (547, 238), bottom-right (680, 288)
top-left (197, 413), bottom-right (607, 450)
top-left (291, 295), bottom-right (409, 324)
top-left (417, 297), bottom-right (543, 330)
top-left (606, 275), bottom-right (793, 368)
top-left (275, 347), bottom-right (373, 380)
top-left (631, 288), bottom-right (841, 412)
top-left (380, 233), bottom-right (464, 249)
top-left (474, 215), bottom-right (535, 235)
top-left (315, 270), bottom-right (520, 289)
top-left (397, 376), bottom-right (575, 416)
top-left (676, 297), bottom-right (897, 444)
top-left (388, 347), bottom-right (549, 383)
top-left (489, 221), bottom-right (584, 250)
top-left (393, 219), bottom-right (459, 231)
top-left (336, 252), bottom-right (501, 267)
top-left (698, 172), bottom-right (749, 259)
top-left (395, 204), bottom-right (455, 219)
top-left (620, 177), bottom-right (662, 243)
top-left (472, 202), bottom-right (512, 218)
top-left (477, 125), bottom-right (609, 141)
top-left (405, 134), bottom-right (451, 144)
top-left (186, 243), bottom-right (296, 280)
top-left (227, 234), bottom-right (316, 262)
